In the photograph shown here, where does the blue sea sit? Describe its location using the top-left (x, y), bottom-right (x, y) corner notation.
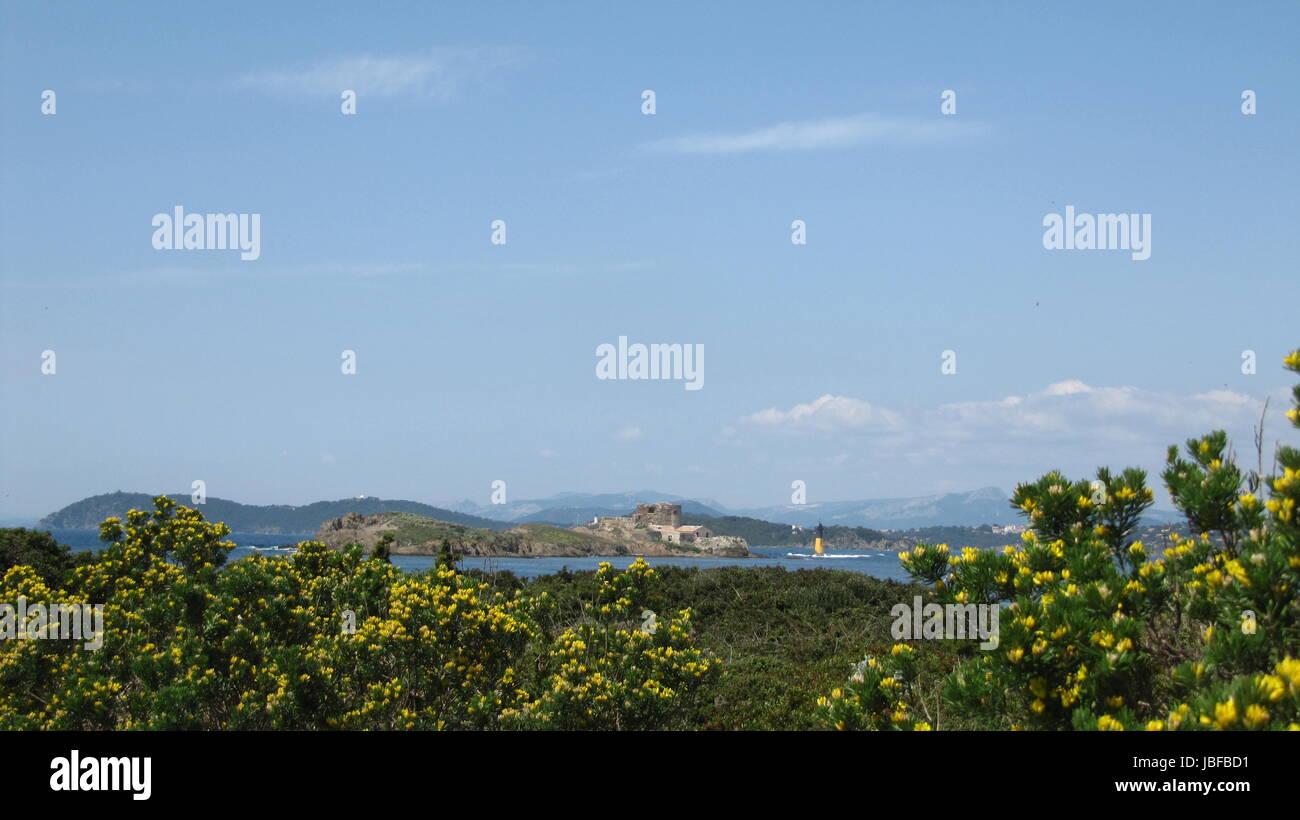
top-left (46, 529), bottom-right (913, 583)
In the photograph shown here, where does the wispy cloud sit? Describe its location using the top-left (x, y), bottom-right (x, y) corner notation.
top-left (48, 258), bottom-right (655, 288)
top-left (612, 426), bottom-right (644, 443)
top-left (240, 47), bottom-right (523, 100)
top-left (647, 114), bottom-right (990, 155)
top-left (737, 395), bottom-right (904, 434)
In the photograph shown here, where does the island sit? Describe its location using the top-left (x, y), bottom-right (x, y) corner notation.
top-left (315, 502), bottom-right (752, 558)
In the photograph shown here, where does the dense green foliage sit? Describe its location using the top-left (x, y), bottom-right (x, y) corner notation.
top-left (491, 564), bottom-right (946, 729)
top-left (0, 528), bottom-right (91, 584)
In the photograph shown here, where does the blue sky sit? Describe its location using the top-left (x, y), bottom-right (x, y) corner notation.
top-left (1, 1), bottom-right (1297, 519)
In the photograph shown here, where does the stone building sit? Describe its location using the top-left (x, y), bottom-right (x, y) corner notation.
top-left (632, 503), bottom-right (682, 528)
top-left (651, 523), bottom-right (713, 544)
top-left (591, 502), bottom-right (714, 544)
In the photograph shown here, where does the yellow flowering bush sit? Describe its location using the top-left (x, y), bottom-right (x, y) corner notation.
top-left (818, 643), bottom-right (932, 731)
top-left (821, 348), bottom-right (1300, 731)
top-left (501, 560), bottom-right (717, 729)
top-left (0, 503), bottom-right (714, 730)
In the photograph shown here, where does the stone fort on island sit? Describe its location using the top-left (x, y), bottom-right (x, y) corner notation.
top-left (592, 503), bottom-right (714, 545)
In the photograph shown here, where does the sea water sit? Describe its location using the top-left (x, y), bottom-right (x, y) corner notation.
top-left (47, 530), bottom-right (913, 583)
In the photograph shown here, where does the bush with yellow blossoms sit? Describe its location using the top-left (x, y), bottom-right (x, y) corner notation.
top-left (818, 643), bottom-right (932, 731)
top-left (821, 348), bottom-right (1300, 731)
top-left (499, 559), bottom-right (718, 730)
top-left (0, 500), bottom-right (715, 730)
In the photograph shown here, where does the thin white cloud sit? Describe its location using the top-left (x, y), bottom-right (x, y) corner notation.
top-left (648, 114), bottom-right (990, 155)
top-left (240, 47), bottom-right (522, 100)
top-left (612, 426), bottom-right (644, 443)
top-left (741, 394), bottom-right (904, 434)
top-left (65, 258), bottom-right (654, 287)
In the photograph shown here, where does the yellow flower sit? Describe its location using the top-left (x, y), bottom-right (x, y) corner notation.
top-left (1243, 704), bottom-right (1269, 729)
top-left (1257, 675), bottom-right (1285, 702)
top-left (1212, 698), bottom-right (1238, 729)
top-left (1097, 714), bottom-right (1124, 731)
top-left (1276, 658), bottom-right (1300, 688)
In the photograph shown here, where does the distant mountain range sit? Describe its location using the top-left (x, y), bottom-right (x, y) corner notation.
top-left (37, 487), bottom-right (1184, 534)
top-left (449, 487), bottom-right (1024, 529)
top-left (39, 492), bottom-right (510, 533)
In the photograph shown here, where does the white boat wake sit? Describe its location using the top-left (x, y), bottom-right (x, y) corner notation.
top-left (785, 553), bottom-right (862, 559)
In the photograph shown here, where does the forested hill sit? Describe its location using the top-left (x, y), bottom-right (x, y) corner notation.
top-left (39, 492), bottom-right (510, 533)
